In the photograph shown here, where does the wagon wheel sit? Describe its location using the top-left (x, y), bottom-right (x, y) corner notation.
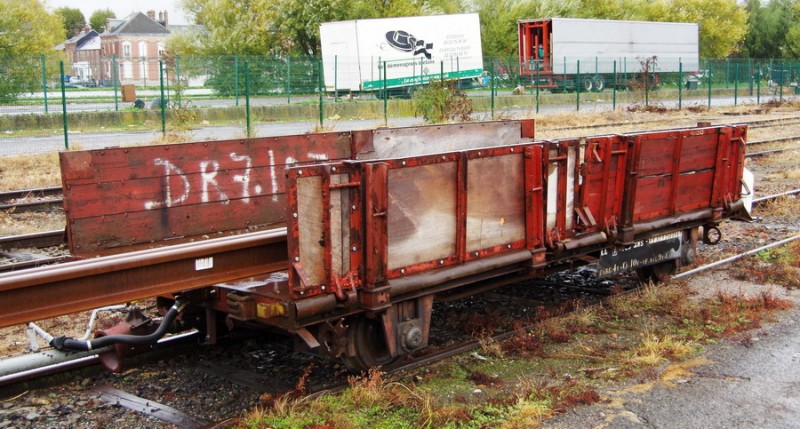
top-left (343, 315), bottom-right (400, 371)
top-left (636, 260), bottom-right (678, 284)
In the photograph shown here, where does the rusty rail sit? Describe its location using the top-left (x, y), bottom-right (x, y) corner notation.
top-left (0, 228), bottom-right (288, 328)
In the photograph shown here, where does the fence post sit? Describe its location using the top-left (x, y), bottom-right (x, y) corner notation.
top-left (707, 61), bottom-right (712, 108)
top-left (576, 60), bottom-right (580, 111)
top-left (245, 61), bottom-right (252, 137)
top-left (440, 60), bottom-right (444, 83)
top-left (734, 63), bottom-right (739, 106)
top-left (318, 60), bottom-right (324, 128)
top-left (780, 64), bottom-right (784, 101)
top-left (491, 60), bottom-right (495, 119)
top-left (112, 55), bottom-right (119, 111)
top-left (234, 56), bottom-right (240, 107)
top-left (613, 60), bottom-right (617, 111)
top-left (535, 65), bottom-right (539, 114)
top-left (456, 57), bottom-right (460, 89)
top-left (40, 54), bottom-right (49, 114)
top-left (383, 61), bottom-right (388, 126)
top-left (678, 61), bottom-right (682, 110)
top-left (757, 68), bottom-right (761, 104)
top-left (59, 61), bottom-right (69, 150)
top-left (175, 55), bottom-right (182, 106)
top-left (159, 61), bottom-right (166, 136)
top-left (645, 63), bottom-right (650, 107)
top-left (334, 55), bottom-right (338, 102)
top-left (286, 56), bottom-right (291, 104)
top-left (726, 58), bottom-right (730, 88)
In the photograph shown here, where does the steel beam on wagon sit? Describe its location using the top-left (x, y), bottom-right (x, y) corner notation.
top-left (0, 229), bottom-right (288, 328)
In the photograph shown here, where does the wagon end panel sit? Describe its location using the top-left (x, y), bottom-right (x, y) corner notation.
top-left (59, 133), bottom-right (352, 255)
top-left (623, 124), bottom-right (749, 230)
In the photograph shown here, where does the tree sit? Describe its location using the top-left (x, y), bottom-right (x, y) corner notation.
top-left (55, 7), bottom-right (86, 39)
top-left (89, 8), bottom-right (116, 32)
top-left (0, 0), bottom-right (64, 102)
top-left (743, 0), bottom-right (796, 58)
top-left (641, 0), bottom-right (748, 58)
top-left (178, 0), bottom-right (463, 56)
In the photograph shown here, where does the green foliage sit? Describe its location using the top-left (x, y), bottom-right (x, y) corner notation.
top-left (412, 80), bottom-right (473, 123)
top-left (55, 7), bottom-right (86, 39)
top-left (0, 0), bottom-right (64, 102)
top-left (177, 0), bottom-right (463, 56)
top-left (89, 9), bottom-right (116, 32)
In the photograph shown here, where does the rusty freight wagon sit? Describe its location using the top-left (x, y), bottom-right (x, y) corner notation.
top-left (0, 119), bottom-right (750, 370)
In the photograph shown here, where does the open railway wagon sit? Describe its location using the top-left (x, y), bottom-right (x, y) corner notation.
top-left (0, 119), bottom-right (751, 372)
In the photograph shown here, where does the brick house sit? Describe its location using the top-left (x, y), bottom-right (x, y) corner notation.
top-left (100, 11), bottom-right (171, 86)
top-left (63, 29), bottom-right (102, 84)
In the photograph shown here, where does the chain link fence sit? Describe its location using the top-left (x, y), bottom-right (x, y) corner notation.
top-left (2, 54), bottom-right (799, 156)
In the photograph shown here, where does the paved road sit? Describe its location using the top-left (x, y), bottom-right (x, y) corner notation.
top-left (544, 273), bottom-right (800, 429)
top-left (1, 91), bottom-right (798, 157)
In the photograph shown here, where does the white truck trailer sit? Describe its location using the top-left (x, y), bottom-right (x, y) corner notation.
top-left (320, 13), bottom-right (484, 97)
top-left (518, 18), bottom-right (699, 92)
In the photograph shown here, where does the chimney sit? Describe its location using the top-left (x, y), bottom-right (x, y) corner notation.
top-left (162, 10), bottom-right (169, 27)
top-left (147, 10), bottom-right (156, 20)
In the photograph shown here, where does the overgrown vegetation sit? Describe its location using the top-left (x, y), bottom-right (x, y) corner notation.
top-left (238, 274), bottom-right (795, 428)
top-left (412, 80), bottom-right (474, 124)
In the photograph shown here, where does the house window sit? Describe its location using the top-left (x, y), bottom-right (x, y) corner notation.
top-left (122, 60), bottom-right (132, 79)
top-left (122, 42), bottom-right (131, 57)
top-left (157, 42), bottom-right (165, 57)
top-left (138, 41), bottom-right (148, 58)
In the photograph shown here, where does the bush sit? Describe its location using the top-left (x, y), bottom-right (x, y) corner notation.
top-left (412, 80), bottom-right (473, 124)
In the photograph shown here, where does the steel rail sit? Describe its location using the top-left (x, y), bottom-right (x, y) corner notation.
top-left (0, 186), bottom-right (62, 203)
top-left (0, 228), bottom-right (289, 328)
top-left (0, 230), bottom-right (65, 251)
top-left (0, 199), bottom-right (63, 214)
top-left (674, 234), bottom-right (800, 279)
top-left (753, 189), bottom-right (800, 205)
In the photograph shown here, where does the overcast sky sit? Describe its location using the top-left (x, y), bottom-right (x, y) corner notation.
top-left (45, 0), bottom-right (191, 26)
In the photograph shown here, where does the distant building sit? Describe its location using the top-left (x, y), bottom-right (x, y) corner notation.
top-left (62, 28), bottom-right (101, 83)
top-left (61, 10), bottom-right (173, 86)
top-left (100, 11), bottom-right (170, 86)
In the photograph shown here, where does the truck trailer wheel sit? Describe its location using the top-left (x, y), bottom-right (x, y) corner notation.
top-left (582, 77), bottom-right (594, 92)
top-left (592, 76), bottom-right (605, 92)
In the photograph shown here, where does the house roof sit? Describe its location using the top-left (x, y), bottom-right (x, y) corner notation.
top-left (106, 12), bottom-right (170, 35)
top-left (75, 30), bottom-right (100, 50)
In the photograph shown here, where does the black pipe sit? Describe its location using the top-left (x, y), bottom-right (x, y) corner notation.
top-left (50, 299), bottom-right (188, 352)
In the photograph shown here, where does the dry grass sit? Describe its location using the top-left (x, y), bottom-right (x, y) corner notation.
top-left (755, 195), bottom-right (800, 223)
top-left (627, 334), bottom-right (695, 367)
top-left (731, 240), bottom-right (800, 289)
top-left (0, 211), bottom-right (65, 236)
top-left (0, 153), bottom-right (61, 191)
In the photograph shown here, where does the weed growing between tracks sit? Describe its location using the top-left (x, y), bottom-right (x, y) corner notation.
top-left (238, 281), bottom-right (793, 429)
top-left (731, 239), bottom-right (800, 289)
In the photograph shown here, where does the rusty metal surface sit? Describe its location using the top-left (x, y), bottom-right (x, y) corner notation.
top-left (0, 228), bottom-right (288, 328)
top-left (60, 132), bottom-right (352, 254)
top-left (356, 119), bottom-right (536, 160)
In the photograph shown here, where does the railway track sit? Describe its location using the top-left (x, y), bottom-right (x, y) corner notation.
top-left (1, 186), bottom-right (797, 427)
top-left (0, 186), bottom-right (63, 214)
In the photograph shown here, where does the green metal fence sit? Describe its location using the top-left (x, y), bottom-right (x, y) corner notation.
top-left (1, 54), bottom-right (799, 156)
